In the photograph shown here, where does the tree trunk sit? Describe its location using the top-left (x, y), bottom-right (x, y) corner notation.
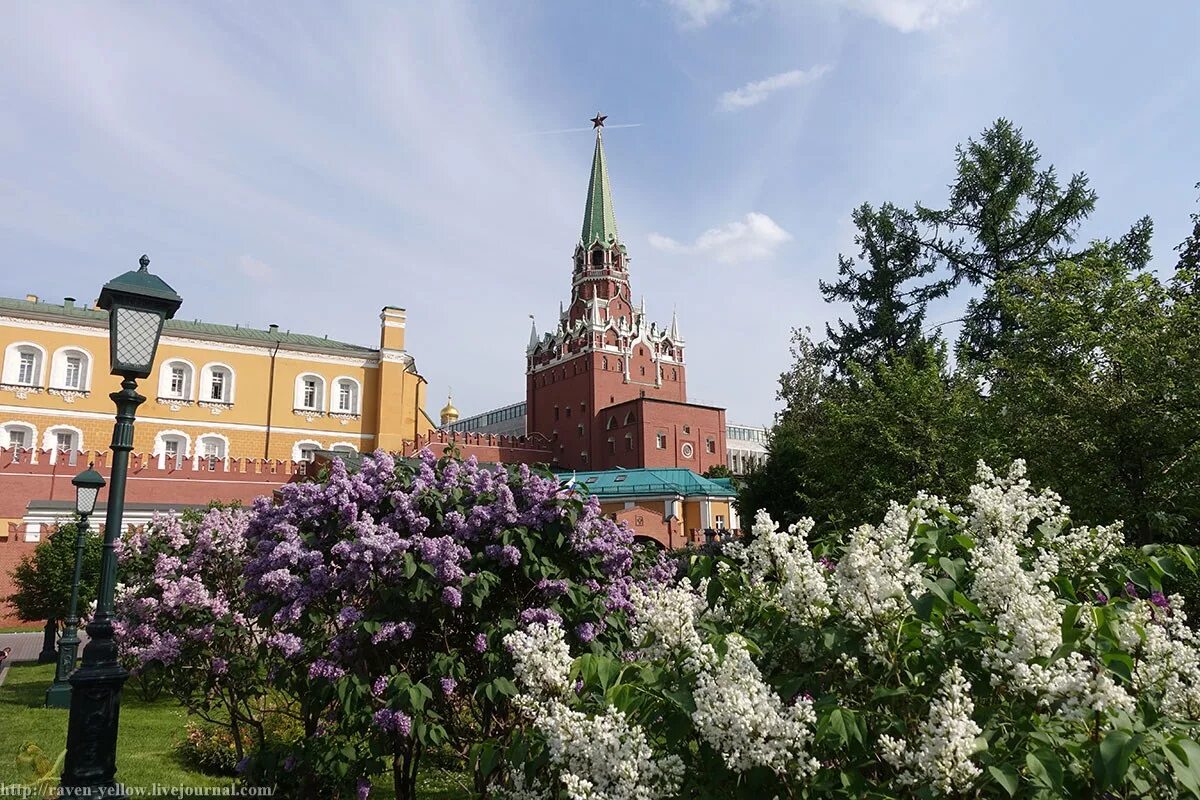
top-left (37, 619), bottom-right (58, 664)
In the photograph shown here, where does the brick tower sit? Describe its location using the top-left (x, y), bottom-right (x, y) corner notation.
top-left (526, 117), bottom-right (726, 473)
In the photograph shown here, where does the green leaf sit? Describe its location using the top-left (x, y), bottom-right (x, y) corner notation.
top-left (938, 556), bottom-right (964, 584)
top-left (988, 765), bottom-right (1019, 797)
top-left (952, 590), bottom-right (983, 618)
top-left (1026, 750), bottom-right (1063, 791)
top-left (1093, 729), bottom-right (1138, 789)
top-left (1102, 651), bottom-right (1134, 683)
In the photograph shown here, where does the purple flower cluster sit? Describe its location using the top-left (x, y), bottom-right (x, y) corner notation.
top-left (372, 708), bottom-right (412, 736)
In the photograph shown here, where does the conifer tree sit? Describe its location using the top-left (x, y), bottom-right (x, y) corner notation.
top-left (817, 202), bottom-right (943, 376)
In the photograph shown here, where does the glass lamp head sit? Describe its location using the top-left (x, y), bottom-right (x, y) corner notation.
top-left (72, 464), bottom-right (106, 516)
top-left (97, 254), bottom-right (183, 378)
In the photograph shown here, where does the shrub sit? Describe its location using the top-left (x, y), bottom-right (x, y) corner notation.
top-left (499, 461), bottom-right (1200, 799)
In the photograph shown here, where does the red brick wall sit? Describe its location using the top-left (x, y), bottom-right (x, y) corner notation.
top-left (404, 431), bottom-right (553, 467)
top-left (591, 398), bottom-right (726, 473)
top-left (0, 446), bottom-right (308, 626)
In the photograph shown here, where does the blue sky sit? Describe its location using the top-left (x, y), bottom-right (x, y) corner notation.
top-left (2, 1), bottom-right (1198, 426)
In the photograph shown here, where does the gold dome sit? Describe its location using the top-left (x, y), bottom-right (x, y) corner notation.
top-left (439, 390), bottom-right (459, 426)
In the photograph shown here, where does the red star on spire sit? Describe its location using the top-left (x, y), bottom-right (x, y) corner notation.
top-left (590, 113), bottom-right (607, 130)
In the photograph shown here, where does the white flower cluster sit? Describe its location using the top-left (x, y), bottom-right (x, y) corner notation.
top-left (504, 621), bottom-right (683, 800)
top-left (535, 702), bottom-right (684, 800)
top-left (725, 511), bottom-right (831, 626)
top-left (692, 634), bottom-right (819, 777)
top-left (964, 461), bottom-right (1134, 720)
top-left (628, 579), bottom-right (709, 666)
top-left (1133, 595), bottom-right (1200, 718)
top-left (878, 663), bottom-right (982, 794)
top-left (833, 499), bottom-right (933, 654)
top-left (506, 620), bottom-right (573, 699)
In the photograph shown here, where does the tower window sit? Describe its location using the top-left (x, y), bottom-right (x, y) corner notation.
top-left (606, 416), bottom-right (616, 430)
top-left (591, 249), bottom-right (604, 266)
top-left (640, 365), bottom-right (645, 376)
top-left (625, 433), bottom-right (633, 451)
top-left (607, 437), bottom-right (615, 454)
top-left (706, 438), bottom-right (716, 454)
top-left (656, 432), bottom-right (667, 449)
top-left (578, 424), bottom-right (584, 438)
top-left (566, 406), bottom-right (571, 418)
top-left (554, 406), bottom-right (560, 421)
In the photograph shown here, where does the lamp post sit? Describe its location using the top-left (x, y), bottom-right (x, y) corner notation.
top-left (62, 255), bottom-right (181, 798)
top-left (46, 465), bottom-right (106, 709)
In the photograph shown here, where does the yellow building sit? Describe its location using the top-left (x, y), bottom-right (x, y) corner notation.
top-left (0, 294), bottom-right (436, 464)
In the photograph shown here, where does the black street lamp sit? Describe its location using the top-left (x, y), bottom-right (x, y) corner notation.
top-left (62, 255), bottom-right (181, 798)
top-left (46, 465), bottom-right (106, 709)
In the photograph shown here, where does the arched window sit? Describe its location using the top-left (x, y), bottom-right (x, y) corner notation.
top-left (625, 433), bottom-right (634, 451)
top-left (293, 440), bottom-right (322, 462)
top-left (153, 430), bottom-right (191, 468)
top-left (197, 433), bottom-right (229, 462)
top-left (616, 358), bottom-right (623, 371)
top-left (331, 442), bottom-right (358, 455)
top-left (2, 421), bottom-right (36, 451)
top-left (591, 249), bottom-right (605, 266)
top-left (200, 363), bottom-right (235, 403)
top-left (158, 359), bottom-right (195, 400)
top-left (624, 411), bottom-right (636, 425)
top-left (44, 425), bottom-right (83, 465)
top-left (672, 368), bottom-right (678, 381)
top-left (602, 356), bottom-right (609, 370)
top-left (295, 374), bottom-right (325, 411)
top-left (607, 437), bottom-right (616, 454)
top-left (333, 377), bottom-right (360, 414)
top-left (3, 342), bottom-right (46, 387)
top-left (606, 416), bottom-right (616, 430)
top-left (50, 346), bottom-right (92, 391)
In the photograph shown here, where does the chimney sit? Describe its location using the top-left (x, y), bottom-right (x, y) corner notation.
top-left (380, 306), bottom-right (406, 351)
top-left (25, 293), bottom-right (38, 303)
top-left (63, 297), bottom-right (75, 309)
top-left (268, 324), bottom-right (279, 338)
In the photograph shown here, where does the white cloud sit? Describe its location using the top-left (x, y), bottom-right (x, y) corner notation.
top-left (717, 65), bottom-right (831, 111)
top-left (237, 255), bottom-right (273, 282)
top-left (663, 0), bottom-right (732, 29)
top-left (648, 213), bottom-right (792, 264)
top-left (838, 0), bottom-right (973, 32)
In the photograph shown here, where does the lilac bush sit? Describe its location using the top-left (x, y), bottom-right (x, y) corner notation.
top-left (114, 506), bottom-right (268, 759)
top-left (114, 449), bottom-right (662, 797)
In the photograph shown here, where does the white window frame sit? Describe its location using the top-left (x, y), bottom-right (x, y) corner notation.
top-left (293, 440), bottom-right (322, 462)
top-left (332, 376), bottom-right (361, 414)
top-left (42, 425), bottom-right (83, 464)
top-left (200, 362), bottom-right (236, 404)
top-left (330, 442), bottom-right (358, 454)
top-left (295, 374), bottom-right (326, 411)
top-left (3, 342), bottom-right (47, 387)
top-left (157, 359), bottom-right (196, 400)
top-left (2, 421), bottom-right (37, 451)
top-left (49, 346), bottom-right (93, 391)
top-left (196, 433), bottom-right (230, 465)
top-left (153, 429), bottom-right (191, 469)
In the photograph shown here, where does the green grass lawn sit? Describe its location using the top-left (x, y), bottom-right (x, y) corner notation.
top-left (0, 662), bottom-right (471, 797)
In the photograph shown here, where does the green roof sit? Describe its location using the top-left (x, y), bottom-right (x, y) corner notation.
top-left (581, 132), bottom-right (620, 247)
top-left (562, 468), bottom-right (737, 499)
top-left (0, 296), bottom-right (377, 356)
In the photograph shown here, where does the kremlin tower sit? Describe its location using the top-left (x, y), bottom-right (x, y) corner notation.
top-left (525, 116), bottom-right (726, 472)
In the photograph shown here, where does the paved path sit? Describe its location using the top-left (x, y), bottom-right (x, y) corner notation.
top-left (0, 631), bottom-right (45, 664)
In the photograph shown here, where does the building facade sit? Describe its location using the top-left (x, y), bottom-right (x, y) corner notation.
top-left (0, 296), bottom-right (436, 465)
top-left (727, 423), bottom-right (769, 476)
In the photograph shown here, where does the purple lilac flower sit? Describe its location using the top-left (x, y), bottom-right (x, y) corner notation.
top-left (372, 708), bottom-right (412, 736)
top-left (442, 587), bottom-right (463, 608)
top-left (575, 622), bottom-right (598, 643)
top-left (308, 659), bottom-right (347, 681)
top-left (536, 578), bottom-right (570, 598)
top-left (266, 632), bottom-right (303, 658)
top-left (518, 607), bottom-right (562, 626)
top-left (283, 755), bottom-right (297, 772)
top-left (371, 622), bottom-right (415, 645)
top-left (473, 633), bottom-right (487, 653)
top-left (357, 778), bottom-right (371, 800)
top-left (1125, 582), bottom-right (1139, 598)
top-left (1095, 591), bottom-right (1109, 605)
top-left (1150, 591), bottom-right (1170, 610)
top-left (817, 557), bottom-right (836, 571)
top-left (484, 544), bottom-right (522, 567)
top-left (337, 606), bottom-right (363, 626)
top-left (440, 677), bottom-right (457, 696)
top-left (212, 657), bottom-right (229, 676)
top-left (372, 675), bottom-right (389, 696)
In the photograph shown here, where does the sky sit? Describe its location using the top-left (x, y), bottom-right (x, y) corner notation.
top-left (2, 1), bottom-right (1198, 426)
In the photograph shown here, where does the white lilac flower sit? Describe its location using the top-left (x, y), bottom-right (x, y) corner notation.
top-left (728, 511), bottom-right (831, 626)
top-left (880, 663), bottom-right (982, 795)
top-left (628, 579), bottom-right (710, 667)
top-left (833, 499), bottom-right (934, 655)
top-left (691, 635), bottom-right (818, 777)
top-left (505, 621), bottom-right (574, 700)
top-left (1133, 595), bottom-right (1200, 718)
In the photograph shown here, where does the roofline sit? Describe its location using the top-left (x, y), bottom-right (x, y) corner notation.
top-left (604, 396), bottom-right (727, 413)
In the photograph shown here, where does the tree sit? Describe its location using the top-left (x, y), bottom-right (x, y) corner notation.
top-left (702, 465), bottom-right (732, 479)
top-left (742, 341), bottom-right (992, 533)
top-left (983, 248), bottom-right (1200, 544)
top-left (914, 118), bottom-right (1098, 361)
top-left (6, 519), bottom-right (102, 625)
top-left (818, 202), bottom-right (943, 375)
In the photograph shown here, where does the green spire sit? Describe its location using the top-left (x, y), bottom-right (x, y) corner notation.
top-left (581, 131), bottom-right (619, 247)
